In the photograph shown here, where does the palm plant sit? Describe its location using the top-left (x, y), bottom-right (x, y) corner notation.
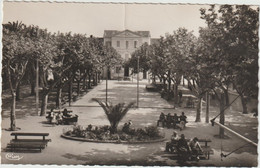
top-left (92, 98), bottom-right (135, 134)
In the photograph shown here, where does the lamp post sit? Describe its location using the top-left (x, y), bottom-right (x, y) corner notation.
top-left (106, 67), bottom-right (108, 104)
top-left (36, 58), bottom-right (39, 115)
top-left (137, 54), bottom-right (140, 108)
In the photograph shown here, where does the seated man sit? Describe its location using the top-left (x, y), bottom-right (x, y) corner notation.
top-left (177, 134), bottom-right (190, 160)
top-left (172, 113), bottom-right (179, 129)
top-left (157, 112), bottom-right (166, 127)
top-left (165, 131), bottom-right (179, 152)
top-left (188, 137), bottom-right (203, 160)
top-left (46, 108), bottom-right (55, 123)
top-left (63, 108), bottom-right (71, 117)
top-left (178, 112), bottom-right (187, 130)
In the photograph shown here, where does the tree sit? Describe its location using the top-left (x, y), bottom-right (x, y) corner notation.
top-left (93, 99), bottom-right (135, 134)
top-left (39, 32), bottom-right (76, 116)
top-left (199, 5), bottom-right (259, 137)
top-left (126, 42), bottom-right (151, 78)
top-left (166, 28), bottom-right (197, 104)
top-left (2, 21), bottom-right (32, 130)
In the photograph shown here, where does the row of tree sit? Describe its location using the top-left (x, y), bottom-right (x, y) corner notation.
top-left (2, 21), bottom-right (122, 131)
top-left (126, 5), bottom-right (258, 138)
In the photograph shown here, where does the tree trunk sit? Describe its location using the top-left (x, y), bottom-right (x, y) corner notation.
top-left (83, 77), bottom-right (86, 91)
top-left (241, 95), bottom-right (248, 114)
top-left (56, 85), bottom-right (62, 109)
top-left (30, 80), bottom-right (36, 96)
top-left (183, 76), bottom-right (185, 86)
top-left (168, 72), bottom-right (171, 99)
top-left (163, 78), bottom-right (167, 90)
top-left (219, 93), bottom-right (225, 138)
top-left (153, 74), bottom-right (156, 83)
top-left (10, 91), bottom-right (16, 130)
top-left (77, 80), bottom-right (80, 96)
top-left (168, 71), bottom-right (171, 92)
top-left (174, 84), bottom-right (179, 104)
top-left (192, 79), bottom-right (196, 88)
top-left (143, 70), bottom-right (147, 79)
top-left (96, 72), bottom-right (98, 84)
top-left (16, 84), bottom-right (20, 101)
top-left (224, 89), bottom-right (229, 106)
top-left (88, 73), bottom-right (91, 89)
top-left (110, 122), bottom-right (118, 134)
top-left (68, 80), bottom-right (72, 106)
top-left (40, 91), bottom-right (49, 116)
top-left (195, 97), bottom-right (202, 122)
top-left (206, 92), bottom-right (210, 123)
top-left (93, 73), bottom-right (97, 86)
top-left (98, 72), bottom-right (101, 83)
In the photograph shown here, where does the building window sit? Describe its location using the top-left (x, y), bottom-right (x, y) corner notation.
top-left (105, 41), bottom-right (111, 46)
top-left (117, 41), bottom-right (120, 47)
top-left (126, 41), bottom-right (129, 49)
top-left (134, 41), bottom-right (138, 48)
top-left (125, 53), bottom-right (129, 60)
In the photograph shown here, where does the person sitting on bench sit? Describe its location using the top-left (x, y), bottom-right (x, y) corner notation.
top-left (46, 108), bottom-right (55, 123)
top-left (165, 131), bottom-right (179, 152)
top-left (63, 108), bottom-right (71, 117)
top-left (172, 113), bottom-right (179, 129)
top-left (166, 113), bottom-right (173, 128)
top-left (157, 112), bottom-right (166, 127)
top-left (177, 134), bottom-right (190, 160)
top-left (188, 137), bottom-right (203, 160)
top-left (178, 112), bottom-right (187, 130)
top-left (55, 112), bottom-right (63, 125)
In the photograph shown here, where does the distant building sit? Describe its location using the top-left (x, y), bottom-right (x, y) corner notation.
top-left (103, 29), bottom-right (151, 79)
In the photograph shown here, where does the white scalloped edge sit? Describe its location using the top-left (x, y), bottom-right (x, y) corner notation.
top-left (2, 0), bottom-right (260, 6)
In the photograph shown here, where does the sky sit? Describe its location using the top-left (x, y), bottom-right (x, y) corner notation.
top-left (2, 2), bottom-right (224, 37)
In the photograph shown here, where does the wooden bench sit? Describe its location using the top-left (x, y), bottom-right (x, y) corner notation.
top-left (166, 138), bottom-right (213, 160)
top-left (7, 132), bottom-right (51, 152)
top-left (46, 109), bottom-right (73, 114)
top-left (197, 139), bottom-right (214, 159)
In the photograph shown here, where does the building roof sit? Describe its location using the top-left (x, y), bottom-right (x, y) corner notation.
top-left (104, 30), bottom-right (150, 38)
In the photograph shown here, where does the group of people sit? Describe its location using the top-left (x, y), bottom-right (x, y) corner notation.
top-left (46, 108), bottom-right (74, 125)
top-left (165, 131), bottom-right (203, 161)
top-left (157, 112), bottom-right (187, 130)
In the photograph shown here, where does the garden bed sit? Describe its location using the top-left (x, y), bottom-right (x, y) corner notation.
top-left (61, 125), bottom-right (166, 144)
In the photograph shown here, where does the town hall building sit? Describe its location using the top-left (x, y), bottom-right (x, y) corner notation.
top-left (103, 29), bottom-right (151, 79)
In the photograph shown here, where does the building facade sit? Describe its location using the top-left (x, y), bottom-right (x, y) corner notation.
top-left (103, 29), bottom-right (151, 79)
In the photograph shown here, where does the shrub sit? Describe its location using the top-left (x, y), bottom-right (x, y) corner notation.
top-left (72, 125), bottom-right (86, 137)
top-left (145, 126), bottom-right (161, 138)
top-left (65, 130), bottom-right (72, 136)
top-left (119, 133), bottom-right (131, 141)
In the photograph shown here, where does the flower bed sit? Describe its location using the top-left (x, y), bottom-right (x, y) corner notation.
top-left (61, 125), bottom-right (165, 144)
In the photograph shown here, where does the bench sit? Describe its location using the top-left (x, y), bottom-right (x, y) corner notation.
top-left (46, 109), bottom-right (73, 114)
top-left (7, 132), bottom-right (51, 152)
top-left (158, 116), bottom-right (187, 130)
top-left (166, 138), bottom-right (213, 160)
top-left (197, 139), bottom-right (213, 159)
top-left (46, 109), bottom-right (74, 124)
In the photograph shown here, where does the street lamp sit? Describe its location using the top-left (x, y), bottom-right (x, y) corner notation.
top-left (106, 67), bottom-right (108, 105)
top-left (36, 58), bottom-right (39, 115)
top-left (137, 54), bottom-right (140, 108)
